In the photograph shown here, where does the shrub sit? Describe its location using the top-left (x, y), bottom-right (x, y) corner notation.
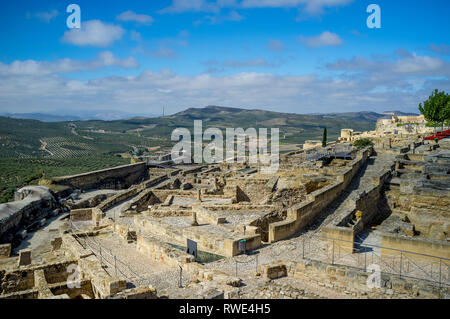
top-left (353, 138), bottom-right (374, 150)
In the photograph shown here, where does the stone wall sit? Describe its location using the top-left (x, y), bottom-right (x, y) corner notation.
top-left (268, 147), bottom-right (372, 242)
top-left (70, 208), bottom-right (102, 226)
top-left (0, 244), bottom-right (11, 259)
top-left (52, 162), bottom-right (149, 191)
top-left (95, 186), bottom-right (141, 212)
top-left (381, 232), bottom-right (450, 260)
top-left (60, 234), bottom-right (127, 299)
top-left (225, 178), bottom-right (271, 204)
top-left (136, 235), bottom-right (241, 292)
top-left (290, 258), bottom-right (448, 299)
top-left (135, 217), bottom-right (261, 257)
top-left (0, 186), bottom-right (56, 245)
top-left (0, 260), bottom-right (87, 298)
top-left (136, 235), bottom-right (195, 267)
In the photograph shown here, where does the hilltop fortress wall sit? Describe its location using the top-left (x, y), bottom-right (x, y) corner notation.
top-left (51, 162), bottom-right (149, 191)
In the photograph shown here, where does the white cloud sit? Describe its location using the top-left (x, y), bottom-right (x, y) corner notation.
top-left (1, 50), bottom-right (448, 116)
top-left (116, 11), bottom-right (154, 25)
top-left (2, 64), bottom-right (446, 115)
top-left (300, 31), bottom-right (343, 47)
top-left (327, 52), bottom-right (450, 77)
top-left (393, 54), bottom-right (446, 74)
top-left (61, 20), bottom-right (125, 47)
top-left (0, 52), bottom-right (138, 76)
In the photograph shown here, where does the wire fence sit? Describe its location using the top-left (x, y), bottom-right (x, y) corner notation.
top-left (301, 233), bottom-right (450, 288)
top-left (69, 222), bottom-right (192, 290)
top-left (70, 222), bottom-right (142, 283)
top-left (234, 254), bottom-right (259, 277)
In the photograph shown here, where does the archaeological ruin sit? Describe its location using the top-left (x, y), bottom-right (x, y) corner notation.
top-left (1, 120), bottom-right (449, 300)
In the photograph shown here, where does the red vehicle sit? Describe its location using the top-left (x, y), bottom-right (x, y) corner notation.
top-left (424, 129), bottom-right (450, 141)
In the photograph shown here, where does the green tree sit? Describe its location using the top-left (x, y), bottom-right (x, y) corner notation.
top-left (322, 127), bottom-right (327, 147)
top-left (353, 138), bottom-right (374, 150)
top-left (419, 89), bottom-right (450, 133)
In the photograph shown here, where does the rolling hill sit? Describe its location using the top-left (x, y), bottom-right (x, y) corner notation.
top-left (0, 105), bottom-right (383, 159)
top-left (0, 105), bottom-right (384, 202)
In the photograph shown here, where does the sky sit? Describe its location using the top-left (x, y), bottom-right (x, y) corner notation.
top-left (0, 0), bottom-right (449, 116)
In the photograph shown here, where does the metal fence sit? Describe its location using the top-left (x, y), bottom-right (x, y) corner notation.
top-left (301, 233), bottom-right (450, 287)
top-left (70, 222), bottom-right (141, 282)
top-left (69, 223), bottom-right (191, 290)
top-left (234, 254), bottom-right (259, 277)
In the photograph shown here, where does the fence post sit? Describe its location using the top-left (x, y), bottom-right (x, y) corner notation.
top-left (179, 265), bottom-right (183, 288)
top-left (256, 255), bottom-right (258, 274)
top-left (331, 240), bottom-right (335, 265)
top-left (364, 251), bottom-right (367, 271)
top-left (439, 258), bottom-right (442, 288)
top-left (399, 252), bottom-right (402, 278)
top-left (302, 238), bottom-right (305, 259)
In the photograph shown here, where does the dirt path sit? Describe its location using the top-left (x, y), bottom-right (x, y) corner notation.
top-left (39, 139), bottom-right (54, 156)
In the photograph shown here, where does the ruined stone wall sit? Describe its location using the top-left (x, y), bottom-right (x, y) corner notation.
top-left (52, 162), bottom-right (149, 191)
top-left (96, 187), bottom-right (142, 212)
top-left (70, 208), bottom-right (102, 226)
top-left (0, 188), bottom-right (56, 244)
top-left (136, 235), bottom-right (195, 267)
top-left (0, 260), bottom-right (84, 298)
top-left (60, 234), bottom-right (126, 299)
top-left (0, 244), bottom-right (11, 259)
top-left (136, 235), bottom-right (241, 291)
top-left (135, 217), bottom-right (261, 257)
top-left (268, 147), bottom-right (372, 243)
top-left (381, 232), bottom-right (450, 260)
top-left (385, 181), bottom-right (450, 240)
top-left (290, 258), bottom-right (447, 299)
top-left (225, 178), bottom-right (271, 203)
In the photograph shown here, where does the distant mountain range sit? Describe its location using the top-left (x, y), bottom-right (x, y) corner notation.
top-left (0, 105), bottom-right (421, 159)
top-left (0, 107), bottom-right (418, 122)
top-left (1, 110), bottom-right (159, 122)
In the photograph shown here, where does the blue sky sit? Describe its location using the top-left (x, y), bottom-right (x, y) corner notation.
top-left (0, 0), bottom-right (449, 116)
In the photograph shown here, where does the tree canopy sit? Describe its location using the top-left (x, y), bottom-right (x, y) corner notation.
top-left (419, 89), bottom-right (450, 129)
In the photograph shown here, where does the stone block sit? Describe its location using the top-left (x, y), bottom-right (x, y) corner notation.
top-left (0, 243), bottom-right (11, 259)
top-left (51, 237), bottom-right (63, 251)
top-left (259, 263), bottom-right (287, 280)
top-left (226, 277), bottom-right (243, 287)
top-left (18, 249), bottom-right (32, 267)
top-left (201, 289), bottom-right (224, 299)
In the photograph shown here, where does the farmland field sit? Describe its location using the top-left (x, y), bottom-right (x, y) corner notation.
top-left (0, 155), bottom-right (130, 203)
top-left (0, 106), bottom-right (379, 203)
